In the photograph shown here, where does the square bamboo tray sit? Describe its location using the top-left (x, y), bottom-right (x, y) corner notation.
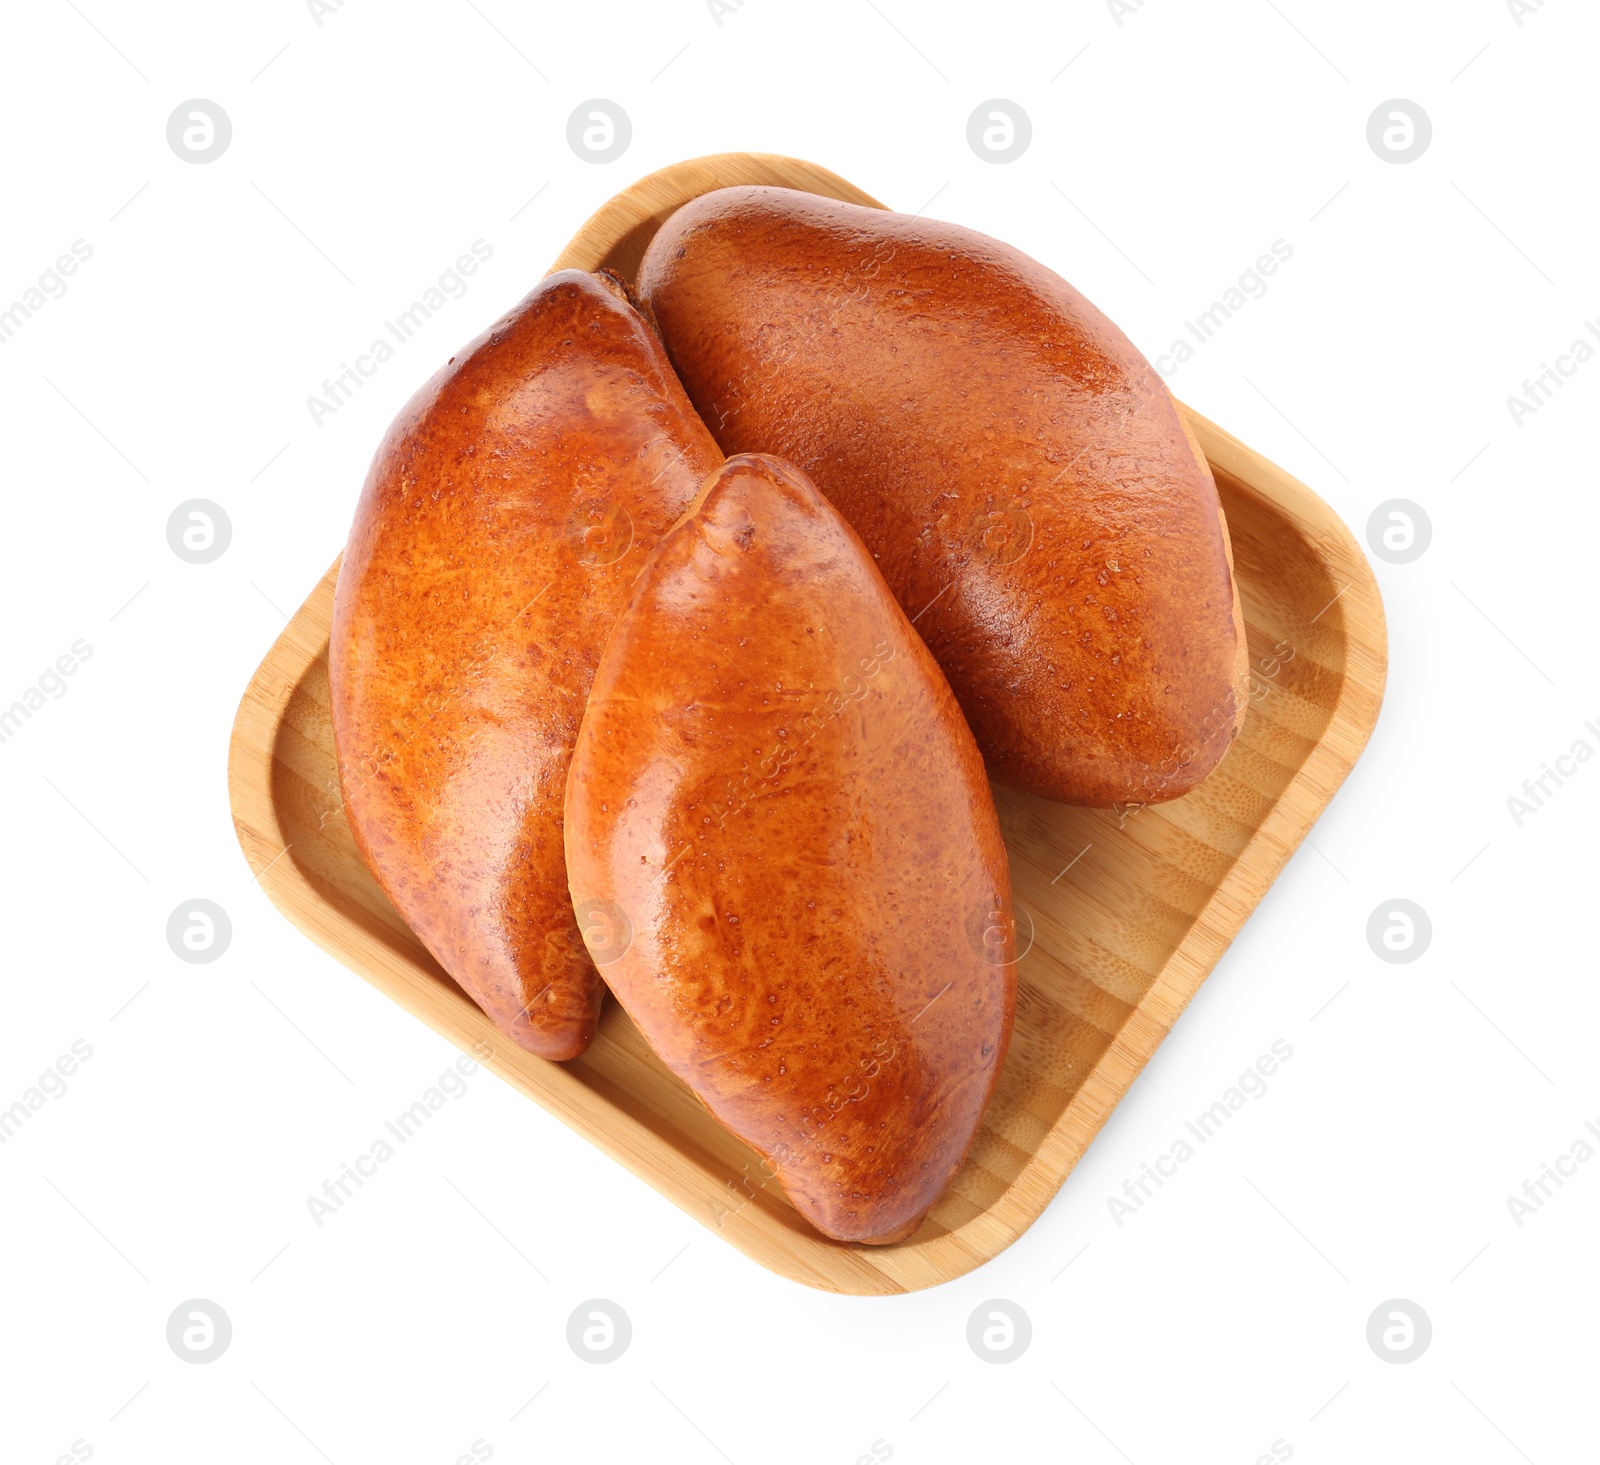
top-left (228, 153), bottom-right (1385, 1295)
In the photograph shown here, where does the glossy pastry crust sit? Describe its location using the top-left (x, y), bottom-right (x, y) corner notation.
top-left (564, 453), bottom-right (1017, 1242)
top-left (638, 186), bottom-right (1250, 805)
top-left (330, 269), bottom-right (722, 1059)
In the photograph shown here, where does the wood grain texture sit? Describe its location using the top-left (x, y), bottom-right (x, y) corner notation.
top-left (227, 153), bottom-right (1387, 1295)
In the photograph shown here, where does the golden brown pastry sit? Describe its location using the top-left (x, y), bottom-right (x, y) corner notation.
top-left (564, 453), bottom-right (1016, 1242)
top-left (330, 269), bottom-right (722, 1059)
top-left (637, 186), bottom-right (1250, 806)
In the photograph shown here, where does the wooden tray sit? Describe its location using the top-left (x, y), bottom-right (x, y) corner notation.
top-left (228, 153), bottom-right (1385, 1295)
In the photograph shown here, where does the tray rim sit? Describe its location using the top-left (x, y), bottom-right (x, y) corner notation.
top-left (227, 152), bottom-right (1387, 1295)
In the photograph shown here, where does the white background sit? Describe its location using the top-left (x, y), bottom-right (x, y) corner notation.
top-left (1, 1), bottom-right (1595, 1461)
